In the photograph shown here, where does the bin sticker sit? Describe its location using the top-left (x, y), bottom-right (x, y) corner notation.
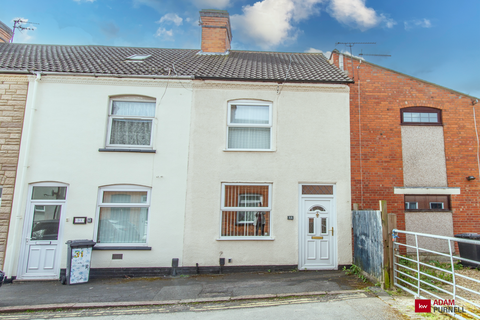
top-left (70, 247), bottom-right (92, 284)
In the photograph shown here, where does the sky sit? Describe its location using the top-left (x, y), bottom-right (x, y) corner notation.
top-left (1, 0), bottom-right (479, 98)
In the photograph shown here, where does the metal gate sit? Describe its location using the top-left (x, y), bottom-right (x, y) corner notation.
top-left (393, 229), bottom-right (480, 319)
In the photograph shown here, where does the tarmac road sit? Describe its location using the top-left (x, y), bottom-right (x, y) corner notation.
top-left (1, 291), bottom-right (406, 320)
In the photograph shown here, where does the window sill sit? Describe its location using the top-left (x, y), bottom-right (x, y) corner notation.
top-left (93, 246), bottom-right (152, 250)
top-left (405, 210), bottom-right (452, 213)
top-left (223, 149), bottom-right (276, 152)
top-left (401, 123), bottom-right (443, 126)
top-left (216, 237), bottom-right (274, 241)
top-left (99, 148), bottom-right (156, 153)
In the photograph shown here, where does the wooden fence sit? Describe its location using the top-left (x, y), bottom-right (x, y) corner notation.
top-left (352, 201), bottom-right (397, 289)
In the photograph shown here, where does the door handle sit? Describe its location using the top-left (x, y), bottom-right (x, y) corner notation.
top-left (330, 227), bottom-right (334, 236)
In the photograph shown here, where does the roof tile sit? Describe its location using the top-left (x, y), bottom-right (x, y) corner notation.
top-left (0, 43), bottom-right (352, 83)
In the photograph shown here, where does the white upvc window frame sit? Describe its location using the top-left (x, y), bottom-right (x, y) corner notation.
top-left (106, 97), bottom-right (156, 149)
top-left (94, 185), bottom-right (151, 247)
top-left (219, 183), bottom-right (273, 240)
top-left (405, 202), bottom-right (418, 209)
top-left (237, 193), bottom-right (263, 224)
top-left (226, 100), bottom-right (273, 151)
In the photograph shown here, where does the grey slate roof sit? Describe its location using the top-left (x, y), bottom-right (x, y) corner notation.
top-left (0, 43), bottom-right (352, 83)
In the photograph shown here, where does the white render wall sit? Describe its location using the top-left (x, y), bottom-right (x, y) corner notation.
top-left (183, 81), bottom-right (352, 268)
top-left (5, 76), bottom-right (192, 276)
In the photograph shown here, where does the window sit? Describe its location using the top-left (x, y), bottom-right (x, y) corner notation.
top-left (29, 184), bottom-right (68, 241)
top-left (95, 186), bottom-right (150, 245)
top-left (107, 97), bottom-right (156, 148)
top-left (401, 107), bottom-right (442, 125)
top-left (404, 195), bottom-right (449, 210)
top-left (227, 100), bottom-right (272, 150)
top-left (237, 194), bottom-right (263, 223)
top-left (221, 183), bottom-right (272, 238)
top-left (405, 202), bottom-right (418, 209)
top-left (125, 54), bottom-right (151, 61)
top-left (430, 202), bottom-right (444, 210)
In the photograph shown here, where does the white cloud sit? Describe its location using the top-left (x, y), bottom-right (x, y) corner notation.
top-left (191, 0), bottom-right (231, 9)
top-left (156, 27), bottom-right (173, 38)
top-left (381, 14), bottom-right (397, 28)
top-left (305, 48), bottom-right (323, 53)
top-left (158, 13), bottom-right (183, 26)
top-left (231, 0), bottom-right (325, 49)
top-left (328, 0), bottom-right (395, 31)
top-left (404, 19), bottom-right (432, 30)
top-left (339, 49), bottom-right (364, 60)
top-left (305, 48), bottom-right (331, 58)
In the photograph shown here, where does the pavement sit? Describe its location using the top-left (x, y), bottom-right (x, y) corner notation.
top-left (0, 270), bottom-right (413, 318)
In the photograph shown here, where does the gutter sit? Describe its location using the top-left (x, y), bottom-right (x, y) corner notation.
top-left (0, 70), bottom-right (194, 80)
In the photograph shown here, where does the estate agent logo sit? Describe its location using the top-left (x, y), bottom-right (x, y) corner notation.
top-left (415, 299), bottom-right (465, 314)
top-left (415, 299), bottom-right (431, 313)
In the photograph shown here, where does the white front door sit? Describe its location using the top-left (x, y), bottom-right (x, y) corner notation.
top-left (299, 197), bottom-right (336, 270)
top-left (18, 185), bottom-right (67, 279)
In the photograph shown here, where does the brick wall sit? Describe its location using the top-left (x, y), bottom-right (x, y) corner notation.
top-left (0, 75), bottom-right (28, 269)
top-left (200, 10), bottom-right (231, 53)
top-left (331, 51), bottom-right (480, 235)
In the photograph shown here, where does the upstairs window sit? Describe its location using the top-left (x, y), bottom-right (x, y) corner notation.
top-left (404, 195), bottom-right (450, 211)
top-left (401, 107), bottom-right (442, 125)
top-left (107, 97), bottom-right (156, 148)
top-left (227, 100), bottom-right (272, 150)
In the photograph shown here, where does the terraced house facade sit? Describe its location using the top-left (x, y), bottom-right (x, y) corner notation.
top-left (0, 10), bottom-right (354, 280)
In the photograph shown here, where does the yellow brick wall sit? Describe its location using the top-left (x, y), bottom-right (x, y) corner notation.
top-left (0, 75), bottom-right (28, 269)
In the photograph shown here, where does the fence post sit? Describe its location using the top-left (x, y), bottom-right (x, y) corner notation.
top-left (387, 213), bottom-right (397, 289)
top-left (380, 200), bottom-right (389, 289)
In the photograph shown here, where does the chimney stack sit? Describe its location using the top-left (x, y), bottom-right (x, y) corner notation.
top-left (199, 10), bottom-right (232, 54)
top-left (0, 21), bottom-right (13, 43)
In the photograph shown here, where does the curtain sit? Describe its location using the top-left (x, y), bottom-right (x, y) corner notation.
top-left (231, 105), bottom-right (269, 124)
top-left (98, 193), bottom-right (148, 244)
top-left (110, 119), bottom-right (152, 145)
top-left (228, 127), bottom-right (270, 149)
top-left (112, 101), bottom-right (155, 117)
top-left (110, 101), bottom-right (155, 146)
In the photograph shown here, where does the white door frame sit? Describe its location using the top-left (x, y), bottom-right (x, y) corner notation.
top-left (17, 182), bottom-right (68, 280)
top-left (298, 184), bottom-right (337, 270)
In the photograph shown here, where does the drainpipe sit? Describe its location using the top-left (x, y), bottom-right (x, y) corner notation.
top-left (4, 72), bottom-right (41, 276)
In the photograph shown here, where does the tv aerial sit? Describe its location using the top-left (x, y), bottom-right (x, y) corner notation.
top-left (335, 42), bottom-right (375, 80)
top-left (10, 19), bottom-right (39, 43)
top-left (358, 50), bottom-right (391, 57)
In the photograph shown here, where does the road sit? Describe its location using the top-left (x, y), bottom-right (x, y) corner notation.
top-left (1, 292), bottom-right (406, 320)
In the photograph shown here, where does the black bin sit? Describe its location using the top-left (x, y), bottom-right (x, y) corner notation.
top-left (62, 240), bottom-right (96, 285)
top-left (455, 233), bottom-right (480, 267)
top-left (0, 269), bottom-right (4, 288)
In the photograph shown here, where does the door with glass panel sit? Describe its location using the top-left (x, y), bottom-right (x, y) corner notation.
top-left (300, 198), bottom-right (335, 269)
top-left (18, 185), bottom-right (67, 279)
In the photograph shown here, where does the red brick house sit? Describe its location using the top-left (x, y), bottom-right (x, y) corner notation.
top-left (330, 49), bottom-right (480, 245)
